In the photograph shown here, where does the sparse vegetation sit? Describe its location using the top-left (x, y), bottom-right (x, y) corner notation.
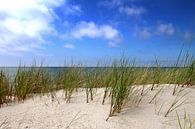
top-left (149, 86), bottom-right (164, 104)
top-left (177, 111), bottom-right (195, 129)
top-left (0, 70), bottom-right (9, 107)
top-left (165, 91), bottom-right (189, 117)
top-left (0, 49), bottom-right (194, 128)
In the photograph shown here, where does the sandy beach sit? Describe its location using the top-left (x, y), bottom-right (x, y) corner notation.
top-left (0, 0), bottom-right (194, 128)
top-left (0, 84), bottom-right (195, 129)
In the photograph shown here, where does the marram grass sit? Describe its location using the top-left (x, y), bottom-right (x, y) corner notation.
top-left (0, 70), bottom-right (9, 107)
top-left (0, 50), bottom-right (194, 123)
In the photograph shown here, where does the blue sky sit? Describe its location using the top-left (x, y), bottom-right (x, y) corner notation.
top-left (0, 0), bottom-right (194, 66)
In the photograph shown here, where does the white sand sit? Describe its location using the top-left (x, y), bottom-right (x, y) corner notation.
top-left (0, 84), bottom-right (195, 129)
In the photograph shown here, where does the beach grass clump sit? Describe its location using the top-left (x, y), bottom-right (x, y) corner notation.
top-left (30, 67), bottom-right (43, 94)
top-left (181, 59), bottom-right (195, 87)
top-left (0, 70), bottom-right (10, 107)
top-left (171, 50), bottom-right (187, 95)
top-left (62, 67), bottom-right (83, 103)
top-left (159, 68), bottom-right (173, 84)
top-left (54, 68), bottom-right (64, 90)
top-left (132, 67), bottom-right (148, 85)
top-left (136, 67), bottom-right (150, 95)
top-left (102, 68), bottom-right (113, 104)
top-left (13, 66), bottom-right (37, 101)
top-left (85, 68), bottom-right (96, 103)
top-left (38, 69), bottom-right (53, 96)
top-left (13, 67), bottom-right (29, 101)
top-left (84, 66), bottom-right (104, 103)
top-left (107, 57), bottom-right (135, 119)
top-left (172, 51), bottom-right (194, 95)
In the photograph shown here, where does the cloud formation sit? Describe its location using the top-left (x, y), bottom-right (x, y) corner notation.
top-left (119, 6), bottom-right (145, 16)
top-left (156, 23), bottom-right (175, 36)
top-left (64, 5), bottom-right (82, 15)
top-left (135, 27), bottom-right (151, 40)
top-left (64, 43), bottom-right (75, 49)
top-left (108, 41), bottom-right (119, 48)
top-left (98, 0), bottom-right (122, 8)
top-left (135, 23), bottom-right (175, 40)
top-left (0, 0), bottom-right (80, 55)
top-left (71, 21), bottom-right (121, 46)
top-left (184, 31), bottom-right (194, 42)
top-left (99, 0), bottom-right (145, 17)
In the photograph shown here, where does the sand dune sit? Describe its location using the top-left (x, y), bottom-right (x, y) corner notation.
top-left (0, 84), bottom-right (195, 129)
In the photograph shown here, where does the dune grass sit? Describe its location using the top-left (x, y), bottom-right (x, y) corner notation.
top-left (107, 57), bottom-right (136, 120)
top-left (61, 67), bottom-right (83, 103)
top-left (85, 68), bottom-right (97, 103)
top-left (13, 66), bottom-right (39, 101)
top-left (165, 91), bottom-right (189, 117)
top-left (151, 60), bottom-right (161, 91)
top-left (177, 111), bottom-right (195, 129)
top-left (0, 49), bottom-right (194, 127)
top-left (102, 68), bottom-right (112, 105)
top-left (0, 70), bottom-right (9, 107)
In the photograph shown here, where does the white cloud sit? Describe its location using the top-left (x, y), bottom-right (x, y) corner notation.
top-left (65, 5), bottom-right (82, 15)
top-left (99, 0), bottom-right (145, 17)
top-left (0, 0), bottom-right (63, 54)
top-left (119, 6), bottom-right (145, 16)
top-left (134, 27), bottom-right (151, 40)
top-left (72, 22), bottom-right (101, 39)
top-left (134, 23), bottom-right (175, 40)
top-left (98, 0), bottom-right (139, 8)
top-left (184, 31), bottom-right (194, 42)
top-left (108, 42), bottom-right (118, 48)
top-left (0, 0), bottom-right (80, 55)
top-left (71, 21), bottom-right (122, 46)
top-left (156, 23), bottom-right (175, 36)
top-left (64, 43), bottom-right (75, 49)
top-left (98, 0), bottom-right (122, 8)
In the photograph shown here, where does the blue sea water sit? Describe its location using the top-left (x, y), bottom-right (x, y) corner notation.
top-left (0, 66), bottom-right (181, 75)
